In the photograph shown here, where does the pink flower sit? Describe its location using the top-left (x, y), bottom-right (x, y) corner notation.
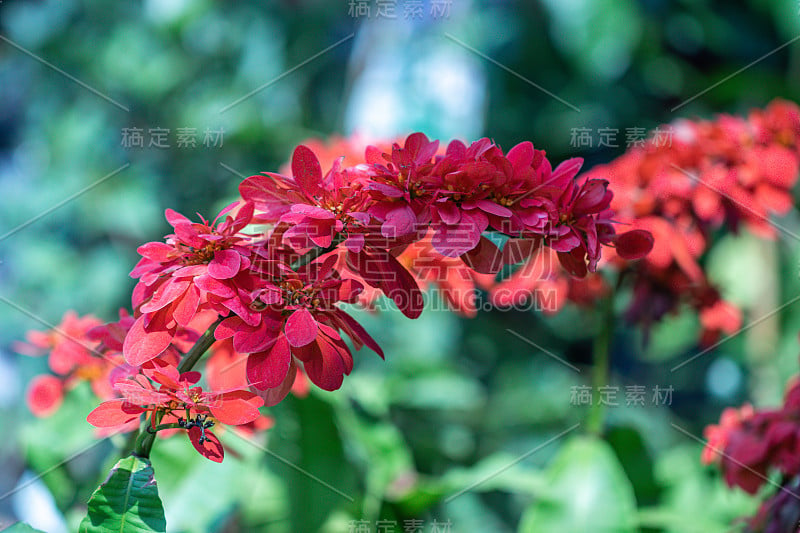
top-left (88, 359), bottom-right (264, 463)
top-left (215, 252), bottom-right (384, 403)
top-left (241, 145), bottom-right (373, 252)
top-left (14, 311), bottom-right (132, 417)
top-left (27, 375), bottom-right (65, 417)
top-left (126, 202), bottom-right (254, 365)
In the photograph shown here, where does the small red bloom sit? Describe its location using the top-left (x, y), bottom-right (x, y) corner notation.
top-left (126, 203), bottom-right (254, 365)
top-left (708, 379), bottom-right (800, 494)
top-left (88, 360), bottom-right (264, 462)
top-left (701, 404), bottom-right (754, 465)
top-left (241, 145), bottom-right (372, 251)
top-left (26, 375), bottom-right (65, 418)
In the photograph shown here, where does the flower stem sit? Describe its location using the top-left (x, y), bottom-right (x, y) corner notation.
top-left (177, 316), bottom-right (224, 374)
top-left (132, 317), bottom-right (222, 458)
top-left (587, 292), bottom-right (615, 436)
top-left (133, 410), bottom-right (164, 458)
top-left (291, 236), bottom-right (343, 270)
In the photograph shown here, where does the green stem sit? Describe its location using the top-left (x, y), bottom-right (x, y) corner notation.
top-left (587, 292), bottom-right (615, 436)
top-left (132, 317), bottom-right (222, 458)
top-left (291, 236), bottom-right (343, 270)
top-left (177, 316), bottom-right (224, 374)
top-left (150, 423), bottom-right (185, 431)
top-left (133, 410), bottom-right (164, 458)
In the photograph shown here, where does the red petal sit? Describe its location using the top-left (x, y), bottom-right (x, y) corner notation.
top-left (188, 426), bottom-right (224, 462)
top-left (573, 179), bottom-right (611, 215)
top-left (437, 202), bottom-right (461, 225)
top-left (506, 141), bottom-right (534, 172)
top-left (233, 320), bottom-right (279, 354)
top-left (230, 201), bottom-right (255, 232)
top-left (459, 236), bottom-right (503, 274)
top-left (476, 199), bottom-right (513, 218)
top-left (614, 229), bottom-right (654, 260)
top-left (246, 335), bottom-right (292, 390)
top-left (300, 336), bottom-right (350, 391)
top-left (165, 208), bottom-right (192, 227)
top-left (172, 285), bottom-right (200, 327)
top-left (137, 242), bottom-right (174, 262)
top-left (142, 358), bottom-right (180, 386)
top-left (285, 308), bottom-right (319, 347)
top-left (209, 390), bottom-right (263, 425)
top-left (123, 315), bottom-right (174, 366)
top-left (551, 157), bottom-right (584, 182)
top-left (502, 238), bottom-right (541, 265)
top-left (208, 249), bottom-right (242, 279)
top-left (292, 145), bottom-right (324, 195)
top-left (87, 399), bottom-right (144, 428)
top-left (251, 357), bottom-right (298, 407)
top-left (290, 204), bottom-right (336, 219)
top-left (346, 249), bottom-right (424, 319)
top-left (140, 279), bottom-right (190, 314)
top-left (381, 205), bottom-right (418, 238)
top-left (557, 247), bottom-right (588, 278)
top-left (179, 371), bottom-right (202, 386)
top-left (333, 309), bottom-right (384, 358)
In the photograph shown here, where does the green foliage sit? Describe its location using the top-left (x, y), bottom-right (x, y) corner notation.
top-left (79, 455), bottom-right (166, 533)
top-left (518, 437), bottom-right (637, 533)
top-left (3, 524), bottom-right (47, 533)
top-left (3, 0), bottom-right (800, 531)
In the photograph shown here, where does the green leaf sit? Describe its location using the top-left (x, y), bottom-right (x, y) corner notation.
top-left (518, 436), bottom-right (637, 533)
top-left (270, 395), bottom-right (357, 533)
top-left (79, 455), bottom-right (166, 533)
top-left (4, 523), bottom-right (47, 533)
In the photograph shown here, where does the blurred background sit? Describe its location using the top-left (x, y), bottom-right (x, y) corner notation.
top-left (2, 0), bottom-right (800, 531)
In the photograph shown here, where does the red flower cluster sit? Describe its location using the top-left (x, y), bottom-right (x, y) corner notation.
top-left (14, 311), bottom-right (129, 417)
top-left (582, 99), bottom-right (800, 343)
top-left (702, 379), bottom-right (800, 494)
top-left (239, 134), bottom-right (651, 319)
top-left (479, 100), bottom-right (799, 343)
top-left (17, 132), bottom-right (653, 462)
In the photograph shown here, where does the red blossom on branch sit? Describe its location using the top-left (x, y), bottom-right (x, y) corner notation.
top-left (88, 360), bottom-right (263, 462)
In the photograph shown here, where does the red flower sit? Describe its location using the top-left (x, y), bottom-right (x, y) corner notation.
top-left (14, 311), bottom-right (131, 417)
top-left (216, 252), bottom-right (384, 403)
top-left (707, 379), bottom-right (800, 494)
top-left (366, 133), bottom-right (652, 271)
top-left (126, 203), bottom-right (254, 365)
top-left (241, 145), bottom-right (372, 252)
top-left (701, 404), bottom-right (754, 465)
top-left (365, 132), bottom-right (442, 240)
top-left (88, 359), bottom-right (263, 462)
top-left (27, 375), bottom-right (65, 417)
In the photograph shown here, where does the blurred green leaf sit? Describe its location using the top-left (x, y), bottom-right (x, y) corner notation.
top-left (518, 436), bottom-right (637, 533)
top-left (270, 395), bottom-right (356, 533)
top-left (639, 443), bottom-right (758, 533)
top-left (3, 523), bottom-right (47, 533)
top-left (606, 426), bottom-right (659, 506)
top-left (79, 455), bottom-right (166, 533)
